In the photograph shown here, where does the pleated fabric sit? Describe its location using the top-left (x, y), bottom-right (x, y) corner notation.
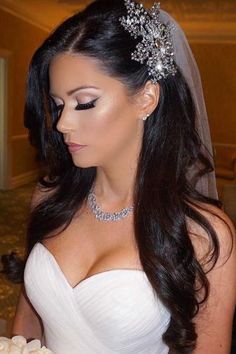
top-left (24, 242), bottom-right (170, 354)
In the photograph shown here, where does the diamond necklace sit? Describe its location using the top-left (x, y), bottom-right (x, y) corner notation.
top-left (87, 188), bottom-right (134, 222)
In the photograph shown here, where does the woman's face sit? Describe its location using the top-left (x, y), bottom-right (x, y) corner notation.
top-left (49, 53), bottom-right (151, 168)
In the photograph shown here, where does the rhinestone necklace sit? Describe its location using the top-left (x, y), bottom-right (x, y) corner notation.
top-left (87, 188), bottom-right (134, 222)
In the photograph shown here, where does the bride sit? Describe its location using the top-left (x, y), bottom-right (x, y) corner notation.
top-left (3, 0), bottom-right (235, 353)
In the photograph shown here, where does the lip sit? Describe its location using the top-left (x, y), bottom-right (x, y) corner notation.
top-left (66, 143), bottom-right (87, 153)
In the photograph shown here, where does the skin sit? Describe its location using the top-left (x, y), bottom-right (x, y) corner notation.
top-left (49, 53), bottom-right (159, 208)
top-left (47, 53), bottom-right (236, 353)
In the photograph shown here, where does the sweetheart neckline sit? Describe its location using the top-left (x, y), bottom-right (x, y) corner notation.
top-left (36, 242), bottom-right (146, 291)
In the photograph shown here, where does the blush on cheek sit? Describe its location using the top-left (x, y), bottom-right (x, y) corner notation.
top-left (100, 122), bottom-right (137, 164)
top-left (71, 93), bottom-right (138, 167)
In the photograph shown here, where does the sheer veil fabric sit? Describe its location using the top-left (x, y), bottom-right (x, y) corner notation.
top-left (159, 10), bottom-right (218, 199)
top-left (22, 4), bottom-right (220, 354)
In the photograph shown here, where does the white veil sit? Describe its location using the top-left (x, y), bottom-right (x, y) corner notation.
top-left (159, 10), bottom-right (218, 200)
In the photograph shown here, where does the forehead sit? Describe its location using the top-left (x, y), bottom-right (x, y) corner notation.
top-left (49, 53), bottom-right (125, 94)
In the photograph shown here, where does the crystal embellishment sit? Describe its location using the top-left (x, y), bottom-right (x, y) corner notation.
top-left (88, 189), bottom-right (134, 222)
top-left (119, 0), bottom-right (177, 83)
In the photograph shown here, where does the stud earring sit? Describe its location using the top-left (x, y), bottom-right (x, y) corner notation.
top-left (142, 114), bottom-right (149, 121)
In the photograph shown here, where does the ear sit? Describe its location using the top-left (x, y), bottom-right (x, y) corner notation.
top-left (134, 80), bottom-right (160, 119)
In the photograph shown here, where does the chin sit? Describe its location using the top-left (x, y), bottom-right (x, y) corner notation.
top-left (72, 157), bottom-right (97, 169)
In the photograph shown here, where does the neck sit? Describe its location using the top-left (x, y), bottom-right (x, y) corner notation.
top-left (92, 152), bottom-right (141, 211)
top-left (91, 123), bottom-right (143, 210)
top-left (93, 164), bottom-right (136, 209)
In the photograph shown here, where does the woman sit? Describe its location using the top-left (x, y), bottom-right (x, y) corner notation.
top-left (2, 0), bottom-right (235, 353)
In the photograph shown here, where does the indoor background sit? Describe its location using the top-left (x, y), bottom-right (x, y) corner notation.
top-left (0, 0), bottom-right (235, 352)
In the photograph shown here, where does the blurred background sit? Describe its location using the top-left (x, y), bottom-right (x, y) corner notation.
top-left (0, 0), bottom-right (235, 351)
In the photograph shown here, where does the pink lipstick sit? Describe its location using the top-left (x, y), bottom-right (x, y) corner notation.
top-left (67, 143), bottom-right (87, 153)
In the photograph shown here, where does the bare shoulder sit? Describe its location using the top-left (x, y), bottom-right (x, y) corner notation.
top-left (186, 201), bottom-right (236, 353)
top-left (30, 176), bottom-right (56, 210)
top-left (185, 200), bottom-right (236, 268)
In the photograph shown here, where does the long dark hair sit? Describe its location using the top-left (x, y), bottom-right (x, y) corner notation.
top-left (1, 0), bottom-right (224, 353)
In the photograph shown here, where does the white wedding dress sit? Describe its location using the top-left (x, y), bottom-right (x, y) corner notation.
top-left (24, 242), bottom-right (171, 354)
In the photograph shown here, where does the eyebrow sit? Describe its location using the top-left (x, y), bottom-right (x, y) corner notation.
top-left (50, 85), bottom-right (100, 97)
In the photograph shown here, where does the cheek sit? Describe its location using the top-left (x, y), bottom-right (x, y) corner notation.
top-left (71, 97), bottom-right (140, 168)
top-left (83, 100), bottom-right (136, 148)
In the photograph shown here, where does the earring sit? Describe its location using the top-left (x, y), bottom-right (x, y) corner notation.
top-left (142, 114), bottom-right (149, 121)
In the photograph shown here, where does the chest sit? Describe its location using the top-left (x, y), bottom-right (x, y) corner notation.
top-left (42, 203), bottom-right (142, 288)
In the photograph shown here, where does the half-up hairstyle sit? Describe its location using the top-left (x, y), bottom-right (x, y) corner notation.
top-left (1, 1), bottom-right (224, 353)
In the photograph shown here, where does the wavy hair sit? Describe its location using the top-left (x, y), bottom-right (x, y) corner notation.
top-left (1, 0), bottom-right (224, 353)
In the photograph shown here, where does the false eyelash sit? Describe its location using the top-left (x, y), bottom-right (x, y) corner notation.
top-left (53, 104), bottom-right (63, 118)
top-left (75, 98), bottom-right (98, 111)
top-left (54, 104), bottom-right (63, 112)
top-left (51, 98), bottom-right (98, 117)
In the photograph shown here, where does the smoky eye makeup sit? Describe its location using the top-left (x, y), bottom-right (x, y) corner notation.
top-left (75, 97), bottom-right (99, 111)
top-left (49, 97), bottom-right (63, 117)
top-left (55, 104), bottom-right (64, 116)
top-left (49, 96), bottom-right (99, 117)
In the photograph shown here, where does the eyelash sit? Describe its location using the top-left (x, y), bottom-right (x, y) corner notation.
top-left (76, 99), bottom-right (97, 110)
top-left (53, 99), bottom-right (97, 115)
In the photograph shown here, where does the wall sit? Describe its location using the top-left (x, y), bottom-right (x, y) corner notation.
top-left (0, 5), bottom-right (235, 188)
top-left (0, 8), bottom-right (48, 188)
top-left (191, 41), bottom-right (236, 145)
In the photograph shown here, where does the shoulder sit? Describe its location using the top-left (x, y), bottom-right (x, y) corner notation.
top-left (185, 200), bottom-right (235, 269)
top-left (30, 176), bottom-right (56, 210)
top-left (187, 201), bottom-right (236, 353)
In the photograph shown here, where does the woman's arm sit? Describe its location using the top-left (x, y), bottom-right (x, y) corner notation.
top-left (188, 204), bottom-right (236, 354)
top-left (11, 284), bottom-right (44, 342)
top-left (11, 180), bottom-right (52, 342)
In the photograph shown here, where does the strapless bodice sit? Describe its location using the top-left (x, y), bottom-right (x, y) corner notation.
top-left (24, 242), bottom-right (170, 353)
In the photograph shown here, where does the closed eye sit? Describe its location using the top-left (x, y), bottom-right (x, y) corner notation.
top-left (54, 104), bottom-right (64, 118)
top-left (75, 98), bottom-right (98, 111)
top-left (50, 97), bottom-right (98, 117)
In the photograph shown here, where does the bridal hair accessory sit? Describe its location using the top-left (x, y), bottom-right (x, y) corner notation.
top-left (119, 0), bottom-right (177, 83)
top-left (88, 188), bottom-right (134, 221)
top-left (120, 1), bottom-right (218, 198)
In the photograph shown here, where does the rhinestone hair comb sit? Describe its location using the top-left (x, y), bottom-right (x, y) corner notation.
top-left (119, 0), bottom-right (177, 83)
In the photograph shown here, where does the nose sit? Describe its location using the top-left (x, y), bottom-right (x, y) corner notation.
top-left (56, 107), bottom-right (75, 134)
